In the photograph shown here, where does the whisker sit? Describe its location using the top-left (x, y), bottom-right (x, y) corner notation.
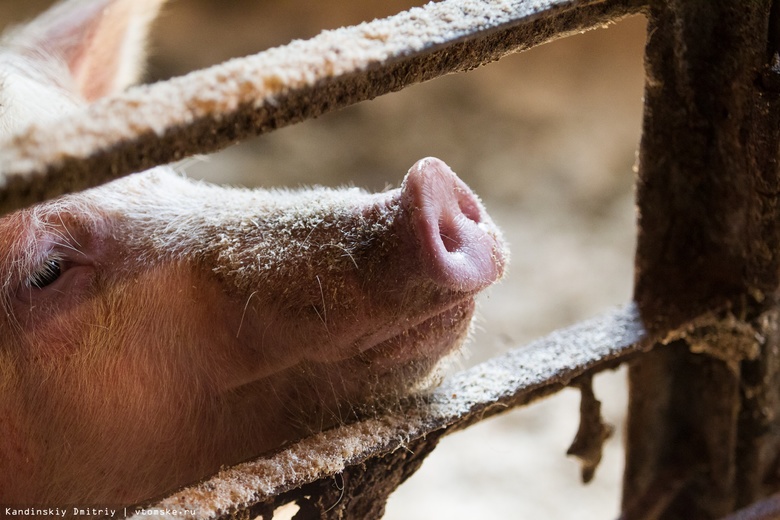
top-left (236, 291), bottom-right (258, 339)
top-left (315, 275), bottom-right (329, 334)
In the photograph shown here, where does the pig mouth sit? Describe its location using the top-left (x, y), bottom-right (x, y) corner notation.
top-left (354, 298), bottom-right (476, 373)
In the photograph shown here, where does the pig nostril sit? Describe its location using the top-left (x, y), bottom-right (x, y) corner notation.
top-left (456, 189), bottom-right (483, 224)
top-left (438, 189), bottom-right (483, 254)
top-left (439, 219), bottom-right (461, 253)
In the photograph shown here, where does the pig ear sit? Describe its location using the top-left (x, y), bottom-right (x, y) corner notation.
top-left (11, 0), bottom-right (167, 101)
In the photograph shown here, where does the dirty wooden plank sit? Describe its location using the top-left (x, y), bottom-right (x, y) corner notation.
top-left (624, 0), bottom-right (780, 518)
top-left (122, 303), bottom-right (649, 519)
top-left (0, 0), bottom-right (645, 216)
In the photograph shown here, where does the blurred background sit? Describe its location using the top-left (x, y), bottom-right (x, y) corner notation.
top-left (1, 1), bottom-right (647, 518)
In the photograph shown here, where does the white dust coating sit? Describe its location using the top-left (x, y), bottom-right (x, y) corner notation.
top-left (432, 302), bottom-right (647, 411)
top-left (87, 168), bottom-right (396, 274)
top-left (129, 304), bottom-right (647, 519)
top-left (0, 0), bottom-right (587, 191)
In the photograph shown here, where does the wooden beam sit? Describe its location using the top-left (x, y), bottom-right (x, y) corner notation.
top-left (125, 304), bottom-right (649, 519)
top-left (624, 1), bottom-right (780, 517)
top-left (0, 0), bottom-right (645, 216)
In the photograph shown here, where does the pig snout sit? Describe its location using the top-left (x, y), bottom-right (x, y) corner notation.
top-left (204, 157), bottom-right (506, 374)
top-left (402, 157), bottom-right (505, 293)
top-left (319, 158), bottom-right (506, 377)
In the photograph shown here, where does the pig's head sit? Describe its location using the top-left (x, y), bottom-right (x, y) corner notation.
top-left (0, 0), bottom-right (508, 508)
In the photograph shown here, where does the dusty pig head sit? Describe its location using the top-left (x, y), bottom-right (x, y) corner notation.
top-left (0, 0), bottom-right (508, 508)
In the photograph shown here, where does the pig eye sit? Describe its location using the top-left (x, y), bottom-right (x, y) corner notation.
top-left (25, 256), bottom-right (63, 289)
top-left (14, 249), bottom-right (94, 310)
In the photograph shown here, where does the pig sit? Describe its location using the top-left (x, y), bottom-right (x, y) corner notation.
top-left (0, 0), bottom-right (507, 509)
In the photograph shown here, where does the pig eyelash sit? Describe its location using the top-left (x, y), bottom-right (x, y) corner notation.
top-left (25, 253), bottom-right (64, 289)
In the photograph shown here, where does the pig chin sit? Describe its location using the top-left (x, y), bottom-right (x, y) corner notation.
top-left (255, 300), bottom-right (477, 435)
top-left (354, 298), bottom-right (477, 380)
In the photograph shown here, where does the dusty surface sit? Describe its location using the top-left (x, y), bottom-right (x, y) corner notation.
top-left (1, 1), bottom-right (646, 518)
top-left (128, 305), bottom-right (646, 519)
top-left (0, 0), bottom-right (641, 217)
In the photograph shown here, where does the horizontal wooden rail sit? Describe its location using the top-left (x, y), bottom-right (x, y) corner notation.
top-left (123, 303), bottom-right (651, 519)
top-left (0, 0), bottom-right (645, 216)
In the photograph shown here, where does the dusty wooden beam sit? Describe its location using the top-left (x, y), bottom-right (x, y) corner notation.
top-left (624, 0), bottom-right (780, 518)
top-left (121, 304), bottom-right (649, 519)
top-left (0, 0), bottom-right (645, 217)
top-left (567, 375), bottom-right (615, 484)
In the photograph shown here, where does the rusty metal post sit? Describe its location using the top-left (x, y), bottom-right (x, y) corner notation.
top-left (624, 1), bottom-right (780, 518)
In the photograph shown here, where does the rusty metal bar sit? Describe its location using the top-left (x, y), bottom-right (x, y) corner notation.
top-left (123, 303), bottom-right (649, 519)
top-left (0, 0), bottom-right (645, 216)
top-left (624, 0), bottom-right (780, 518)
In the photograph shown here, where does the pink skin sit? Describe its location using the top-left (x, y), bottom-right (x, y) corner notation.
top-left (0, 159), bottom-right (506, 505)
top-left (0, 0), bottom-right (507, 507)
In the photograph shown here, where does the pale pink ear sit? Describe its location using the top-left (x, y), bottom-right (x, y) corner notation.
top-left (11, 0), bottom-right (167, 101)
